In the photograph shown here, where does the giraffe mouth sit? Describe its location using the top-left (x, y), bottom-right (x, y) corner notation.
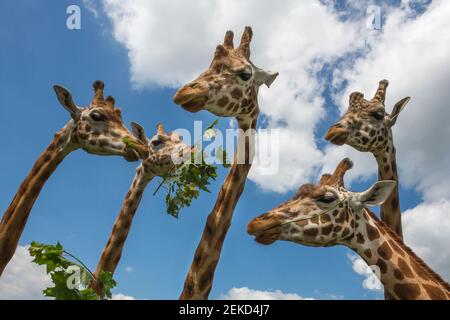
top-left (124, 148), bottom-right (140, 162)
top-left (180, 97), bottom-right (207, 113)
top-left (325, 128), bottom-right (349, 146)
top-left (247, 219), bottom-right (282, 245)
top-left (253, 228), bottom-right (281, 245)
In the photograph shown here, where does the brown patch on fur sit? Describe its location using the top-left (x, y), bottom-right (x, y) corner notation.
top-left (388, 239), bottom-right (405, 257)
top-left (341, 228), bottom-right (350, 238)
top-left (364, 209), bottom-right (450, 291)
top-left (394, 268), bottom-right (404, 280)
top-left (398, 258), bottom-right (414, 278)
top-left (377, 242), bottom-right (393, 260)
top-left (423, 284), bottom-right (447, 300)
top-left (376, 258), bottom-right (387, 273)
top-left (304, 228), bottom-right (318, 237)
top-left (393, 283), bottom-right (421, 300)
top-left (231, 88), bottom-right (243, 100)
top-left (217, 96), bottom-right (229, 107)
top-left (321, 224), bottom-right (333, 235)
top-left (366, 223), bottom-right (380, 241)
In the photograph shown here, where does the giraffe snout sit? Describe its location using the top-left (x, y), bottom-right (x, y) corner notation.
top-left (247, 215), bottom-right (283, 245)
top-left (173, 84), bottom-right (208, 113)
top-left (325, 124), bottom-right (349, 146)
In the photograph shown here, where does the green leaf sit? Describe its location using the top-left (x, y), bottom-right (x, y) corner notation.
top-left (205, 118), bottom-right (219, 130)
top-left (28, 242), bottom-right (117, 300)
top-left (122, 136), bottom-right (136, 149)
top-left (99, 272), bottom-right (117, 299)
top-left (153, 119), bottom-right (231, 218)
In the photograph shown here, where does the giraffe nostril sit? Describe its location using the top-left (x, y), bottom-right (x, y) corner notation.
top-left (333, 123), bottom-right (343, 129)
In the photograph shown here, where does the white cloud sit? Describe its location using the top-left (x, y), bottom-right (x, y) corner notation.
top-left (0, 245), bottom-right (51, 300)
top-left (331, 1), bottom-right (450, 285)
top-left (221, 287), bottom-right (313, 300)
top-left (101, 0), bottom-right (450, 294)
top-left (329, 0), bottom-right (450, 202)
top-left (403, 200), bottom-right (450, 281)
top-left (347, 254), bottom-right (383, 292)
top-left (83, 0), bottom-right (99, 18)
top-left (100, 0), bottom-right (450, 196)
top-left (101, 0), bottom-right (370, 193)
top-left (112, 293), bottom-right (136, 300)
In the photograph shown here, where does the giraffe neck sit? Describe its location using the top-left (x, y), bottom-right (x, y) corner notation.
top-left (0, 122), bottom-right (78, 276)
top-left (90, 166), bottom-right (152, 297)
top-left (179, 104), bottom-right (258, 300)
top-left (374, 134), bottom-right (402, 239)
top-left (347, 209), bottom-right (450, 300)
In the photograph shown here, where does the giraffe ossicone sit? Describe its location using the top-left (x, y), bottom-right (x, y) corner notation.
top-left (247, 158), bottom-right (450, 300)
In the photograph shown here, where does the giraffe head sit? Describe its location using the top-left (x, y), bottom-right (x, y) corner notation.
top-left (53, 81), bottom-right (148, 161)
top-left (173, 27), bottom-right (278, 123)
top-left (247, 158), bottom-right (396, 246)
top-left (325, 80), bottom-right (410, 153)
top-left (130, 122), bottom-right (191, 177)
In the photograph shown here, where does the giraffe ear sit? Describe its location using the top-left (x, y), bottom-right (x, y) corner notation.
top-left (130, 122), bottom-right (149, 145)
top-left (53, 85), bottom-right (81, 121)
top-left (387, 97), bottom-right (410, 127)
top-left (359, 180), bottom-right (396, 207)
top-left (254, 67), bottom-right (279, 88)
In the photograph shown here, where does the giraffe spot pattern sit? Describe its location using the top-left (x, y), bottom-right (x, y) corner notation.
top-left (394, 268), bottom-right (404, 280)
top-left (217, 96), bottom-right (229, 107)
top-left (304, 228), bottom-right (318, 237)
top-left (398, 258), bottom-right (414, 278)
top-left (423, 284), bottom-right (447, 300)
top-left (356, 233), bottom-right (364, 244)
top-left (393, 283), bottom-right (421, 300)
top-left (366, 224), bottom-right (380, 241)
top-left (377, 242), bottom-right (393, 260)
top-left (321, 224), bottom-right (333, 235)
top-left (376, 258), bottom-right (387, 273)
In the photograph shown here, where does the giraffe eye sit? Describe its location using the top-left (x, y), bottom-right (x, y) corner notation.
top-left (151, 140), bottom-right (163, 147)
top-left (90, 112), bottom-right (106, 122)
top-left (316, 193), bottom-right (337, 204)
top-left (238, 70), bottom-right (252, 81)
top-left (370, 111), bottom-right (385, 120)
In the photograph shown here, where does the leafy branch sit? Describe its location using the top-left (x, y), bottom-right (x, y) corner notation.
top-left (29, 241), bottom-right (117, 300)
top-left (154, 119), bottom-right (231, 218)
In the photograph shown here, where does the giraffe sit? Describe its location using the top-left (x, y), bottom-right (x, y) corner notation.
top-left (0, 81), bottom-right (148, 276)
top-left (89, 123), bottom-right (191, 297)
top-left (172, 26), bottom-right (278, 299)
top-left (325, 80), bottom-right (410, 239)
top-left (247, 158), bottom-right (450, 300)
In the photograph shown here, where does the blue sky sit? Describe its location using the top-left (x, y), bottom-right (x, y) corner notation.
top-left (1, 0), bottom-right (448, 300)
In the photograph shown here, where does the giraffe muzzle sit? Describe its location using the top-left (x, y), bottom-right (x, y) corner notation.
top-left (173, 87), bottom-right (208, 113)
top-left (123, 139), bottom-right (149, 162)
top-left (247, 217), bottom-right (282, 245)
top-left (325, 126), bottom-right (349, 146)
